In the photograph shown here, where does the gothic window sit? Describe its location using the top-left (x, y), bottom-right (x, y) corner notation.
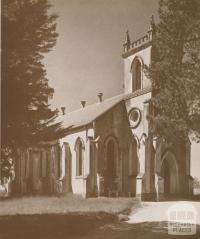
top-left (132, 59), bottom-right (142, 91)
top-left (104, 137), bottom-right (119, 193)
top-left (75, 138), bottom-right (84, 176)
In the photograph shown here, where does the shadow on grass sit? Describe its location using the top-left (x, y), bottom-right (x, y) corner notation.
top-left (0, 213), bottom-right (117, 239)
top-left (0, 214), bottom-right (199, 239)
top-left (86, 221), bottom-right (200, 239)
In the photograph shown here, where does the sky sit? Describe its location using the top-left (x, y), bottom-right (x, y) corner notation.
top-left (43, 0), bottom-right (200, 180)
top-left (44, 0), bottom-right (159, 111)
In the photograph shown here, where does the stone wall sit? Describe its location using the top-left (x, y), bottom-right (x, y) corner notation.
top-left (95, 101), bottom-right (133, 196)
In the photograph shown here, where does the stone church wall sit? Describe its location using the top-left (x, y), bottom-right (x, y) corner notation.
top-left (94, 101), bottom-right (133, 196)
top-left (59, 127), bottom-right (94, 197)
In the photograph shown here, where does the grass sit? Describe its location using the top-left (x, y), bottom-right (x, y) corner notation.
top-left (0, 193), bottom-right (138, 216)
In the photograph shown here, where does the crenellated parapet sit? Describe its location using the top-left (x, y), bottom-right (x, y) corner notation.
top-left (122, 15), bottom-right (155, 57)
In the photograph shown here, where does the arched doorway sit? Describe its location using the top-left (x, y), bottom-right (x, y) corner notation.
top-left (104, 138), bottom-right (119, 195)
top-left (160, 151), bottom-right (179, 195)
top-left (163, 159), bottom-right (170, 194)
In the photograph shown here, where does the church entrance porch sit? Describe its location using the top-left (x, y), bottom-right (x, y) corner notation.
top-left (156, 151), bottom-right (179, 200)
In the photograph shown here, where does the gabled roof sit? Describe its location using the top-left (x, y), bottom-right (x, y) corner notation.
top-left (55, 94), bottom-right (124, 130)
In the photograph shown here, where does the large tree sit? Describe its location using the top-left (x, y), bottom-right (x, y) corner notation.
top-left (2, 0), bottom-right (66, 148)
top-left (148, 0), bottom-right (200, 142)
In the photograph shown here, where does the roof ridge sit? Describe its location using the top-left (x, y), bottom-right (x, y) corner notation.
top-left (65, 93), bottom-right (124, 114)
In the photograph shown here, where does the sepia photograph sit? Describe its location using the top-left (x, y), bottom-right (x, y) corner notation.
top-left (1, 0), bottom-right (200, 238)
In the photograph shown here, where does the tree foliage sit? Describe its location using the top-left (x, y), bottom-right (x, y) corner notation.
top-left (193, 177), bottom-right (200, 188)
top-left (2, 0), bottom-right (67, 148)
top-left (149, 0), bottom-right (200, 142)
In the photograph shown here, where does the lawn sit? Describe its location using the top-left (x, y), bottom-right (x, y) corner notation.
top-left (0, 198), bottom-right (199, 239)
top-left (0, 193), bottom-right (138, 216)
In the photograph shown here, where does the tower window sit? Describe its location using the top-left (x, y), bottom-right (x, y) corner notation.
top-left (132, 59), bottom-right (142, 91)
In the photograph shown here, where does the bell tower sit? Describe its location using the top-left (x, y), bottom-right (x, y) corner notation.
top-left (122, 16), bottom-right (192, 201)
top-left (122, 16), bottom-right (156, 200)
top-left (122, 16), bottom-right (155, 95)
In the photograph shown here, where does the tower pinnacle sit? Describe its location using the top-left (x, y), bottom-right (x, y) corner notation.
top-left (123, 30), bottom-right (131, 52)
top-left (149, 15), bottom-right (155, 31)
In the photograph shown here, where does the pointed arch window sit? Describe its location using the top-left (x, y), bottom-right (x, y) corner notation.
top-left (132, 59), bottom-right (142, 92)
top-left (75, 138), bottom-right (84, 176)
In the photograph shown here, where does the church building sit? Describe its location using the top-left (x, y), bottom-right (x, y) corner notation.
top-left (14, 20), bottom-right (193, 200)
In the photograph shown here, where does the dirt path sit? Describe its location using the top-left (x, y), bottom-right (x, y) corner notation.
top-left (128, 201), bottom-right (200, 224)
top-left (83, 221), bottom-right (199, 239)
top-left (83, 201), bottom-right (200, 239)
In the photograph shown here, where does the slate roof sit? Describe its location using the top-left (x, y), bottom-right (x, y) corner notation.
top-left (55, 94), bottom-right (124, 130)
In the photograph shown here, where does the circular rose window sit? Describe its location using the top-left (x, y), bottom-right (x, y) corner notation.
top-left (129, 108), bottom-right (141, 128)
